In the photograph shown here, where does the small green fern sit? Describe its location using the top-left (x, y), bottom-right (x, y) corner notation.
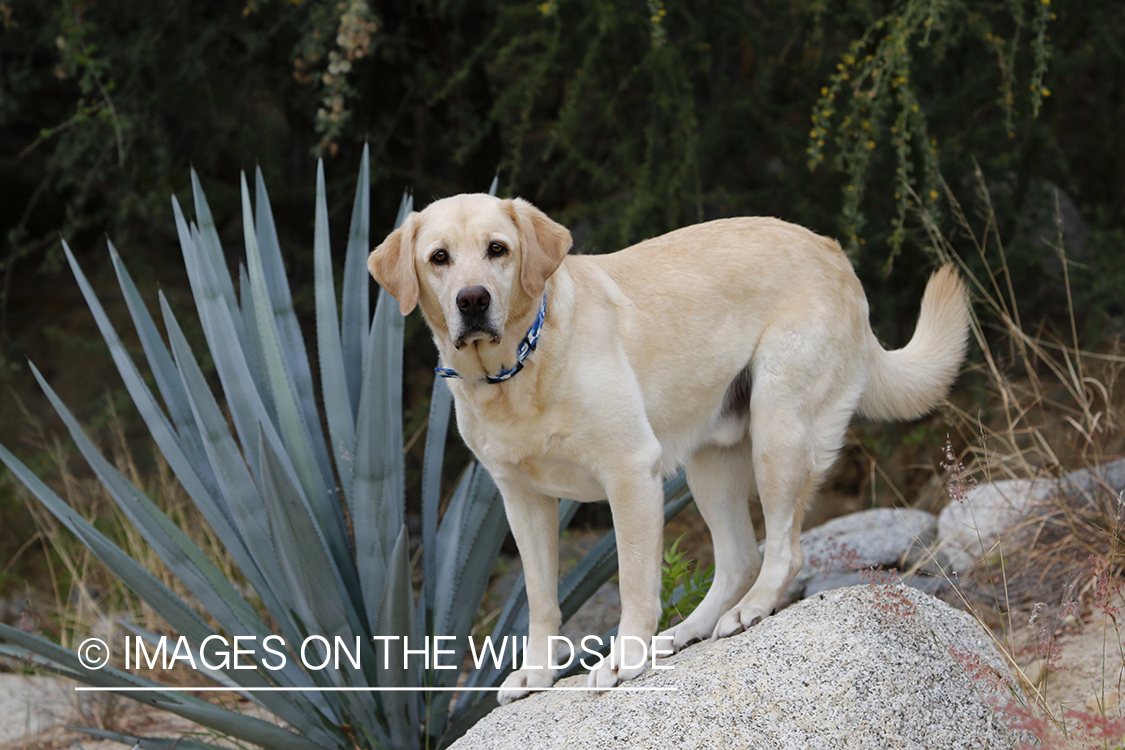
top-left (659, 535), bottom-right (714, 632)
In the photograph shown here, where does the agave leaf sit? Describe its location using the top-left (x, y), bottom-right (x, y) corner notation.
top-left (0, 623), bottom-right (208, 710)
top-left (69, 727), bottom-right (226, 750)
top-left (189, 169), bottom-right (243, 346)
top-left (165, 218), bottom-right (346, 715)
top-left (123, 620), bottom-right (324, 719)
top-left (375, 526), bottom-right (415, 676)
top-left (313, 160), bottom-right (356, 505)
top-left (106, 241), bottom-right (197, 447)
top-left (465, 579), bottom-right (525, 693)
top-left (0, 444), bottom-right (213, 645)
top-left (5, 164), bottom-right (573, 750)
top-left (26, 362), bottom-right (333, 733)
top-left (661, 470), bottom-right (689, 506)
top-left (64, 242), bottom-right (249, 579)
top-left (420, 375), bottom-right (454, 632)
top-left (181, 204), bottom-right (327, 605)
top-left (427, 465), bottom-right (507, 730)
top-left (0, 644), bottom-right (82, 679)
top-left (163, 295), bottom-right (343, 697)
top-left (557, 530), bottom-right (617, 624)
top-left (257, 430), bottom-right (349, 642)
top-left (558, 498), bottom-right (581, 528)
top-left (369, 284), bottom-right (405, 560)
top-left (257, 430), bottom-right (373, 672)
top-left (160, 298), bottom-right (293, 613)
top-left (174, 200), bottom-right (266, 464)
top-left (393, 189), bottom-right (413, 232)
top-left (108, 243), bottom-right (237, 546)
top-left (432, 465), bottom-right (507, 660)
top-left (239, 261), bottom-right (274, 413)
top-left (159, 301), bottom-right (346, 727)
top-left (29, 363), bottom-right (283, 654)
top-left (488, 174), bottom-right (499, 196)
top-left (340, 143), bottom-right (370, 415)
top-left (0, 465), bottom-right (337, 746)
top-left (374, 525), bottom-right (419, 750)
top-left (351, 287), bottom-right (404, 634)
top-left (115, 619), bottom-right (338, 744)
top-left (151, 699), bottom-right (329, 750)
top-left (258, 432), bottom-right (388, 740)
top-left (241, 174), bottom-right (355, 593)
top-left (253, 167), bottom-right (337, 497)
top-left (119, 620), bottom-right (247, 688)
top-left (68, 242), bottom-right (296, 630)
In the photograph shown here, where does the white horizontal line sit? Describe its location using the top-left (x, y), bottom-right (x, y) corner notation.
top-left (74, 686), bottom-right (677, 693)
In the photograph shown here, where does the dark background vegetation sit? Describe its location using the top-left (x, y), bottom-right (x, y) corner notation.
top-left (1, 0), bottom-right (1123, 600)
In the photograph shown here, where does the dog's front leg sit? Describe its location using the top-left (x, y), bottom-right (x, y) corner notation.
top-left (587, 464), bottom-right (664, 689)
top-left (496, 486), bottom-right (560, 705)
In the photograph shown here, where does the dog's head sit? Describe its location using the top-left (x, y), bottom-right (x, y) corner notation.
top-left (368, 194), bottom-right (571, 349)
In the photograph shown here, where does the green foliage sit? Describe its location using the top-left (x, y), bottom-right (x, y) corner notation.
top-left (436, 0), bottom-right (710, 248)
top-left (807, 0), bottom-right (1053, 262)
top-left (659, 535), bottom-right (714, 632)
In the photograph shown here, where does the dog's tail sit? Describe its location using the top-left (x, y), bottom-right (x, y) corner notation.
top-left (857, 265), bottom-right (971, 421)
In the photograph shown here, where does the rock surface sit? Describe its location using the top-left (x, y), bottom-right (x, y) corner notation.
top-left (783, 507), bottom-right (937, 601)
top-left (0, 674), bottom-right (73, 748)
top-left (449, 586), bottom-right (1018, 750)
top-left (937, 459), bottom-right (1125, 573)
top-left (1018, 179), bottom-right (1091, 269)
top-left (0, 672), bottom-right (277, 750)
top-left (801, 570), bottom-right (944, 598)
top-left (937, 477), bottom-right (1059, 573)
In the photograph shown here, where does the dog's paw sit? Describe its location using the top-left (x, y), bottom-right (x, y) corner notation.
top-left (498, 668), bottom-right (555, 705)
top-left (585, 637), bottom-right (648, 691)
top-left (712, 604), bottom-right (770, 639)
top-left (656, 622), bottom-right (708, 654)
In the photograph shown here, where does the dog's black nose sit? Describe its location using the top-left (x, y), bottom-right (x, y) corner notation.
top-left (456, 286), bottom-right (491, 315)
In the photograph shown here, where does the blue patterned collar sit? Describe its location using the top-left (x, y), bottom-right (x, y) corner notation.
top-left (435, 292), bottom-right (547, 384)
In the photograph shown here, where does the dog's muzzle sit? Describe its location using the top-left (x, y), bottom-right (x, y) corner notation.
top-left (454, 285), bottom-right (500, 348)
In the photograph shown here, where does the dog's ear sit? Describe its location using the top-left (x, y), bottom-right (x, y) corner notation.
top-left (368, 212), bottom-right (419, 315)
top-left (508, 198), bottom-right (572, 298)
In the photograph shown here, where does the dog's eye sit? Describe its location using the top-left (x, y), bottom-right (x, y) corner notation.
top-left (430, 249), bottom-right (449, 265)
top-left (487, 241), bottom-right (508, 258)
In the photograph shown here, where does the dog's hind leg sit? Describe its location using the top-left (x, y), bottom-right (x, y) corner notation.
top-left (658, 439), bottom-right (760, 652)
top-left (711, 332), bottom-right (861, 638)
top-left (711, 398), bottom-right (815, 638)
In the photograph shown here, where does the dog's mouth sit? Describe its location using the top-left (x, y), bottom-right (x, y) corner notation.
top-left (453, 323), bottom-right (502, 350)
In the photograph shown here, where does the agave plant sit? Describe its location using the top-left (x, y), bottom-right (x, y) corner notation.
top-left (0, 150), bottom-right (693, 749)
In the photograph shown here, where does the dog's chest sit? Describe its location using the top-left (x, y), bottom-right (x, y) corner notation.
top-left (457, 405), bottom-right (608, 502)
top-left (508, 454), bottom-right (607, 502)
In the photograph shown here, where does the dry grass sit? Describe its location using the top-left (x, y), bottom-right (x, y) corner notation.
top-left (888, 168), bottom-right (1125, 748)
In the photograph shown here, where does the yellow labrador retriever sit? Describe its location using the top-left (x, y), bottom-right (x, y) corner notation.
top-left (368, 194), bottom-right (969, 703)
